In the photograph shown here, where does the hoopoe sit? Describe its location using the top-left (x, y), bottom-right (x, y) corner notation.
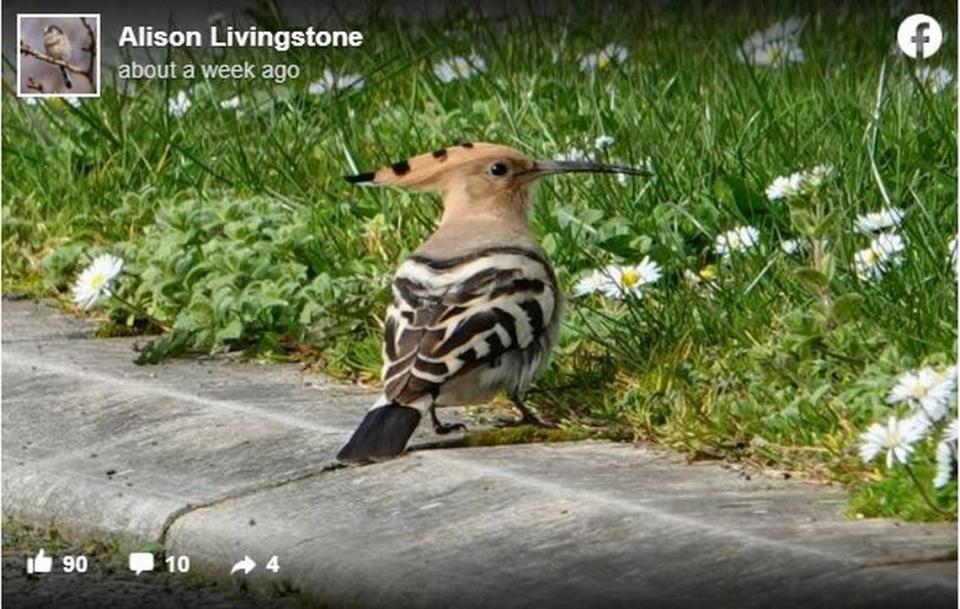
top-left (336, 142), bottom-right (647, 463)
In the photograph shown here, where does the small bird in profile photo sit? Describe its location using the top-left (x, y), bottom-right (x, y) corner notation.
top-left (336, 142), bottom-right (648, 463)
top-left (43, 24), bottom-right (73, 90)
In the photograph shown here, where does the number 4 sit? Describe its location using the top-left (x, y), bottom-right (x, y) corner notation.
top-left (266, 555), bottom-right (280, 573)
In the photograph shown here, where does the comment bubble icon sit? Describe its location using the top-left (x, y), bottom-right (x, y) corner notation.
top-left (128, 552), bottom-right (155, 575)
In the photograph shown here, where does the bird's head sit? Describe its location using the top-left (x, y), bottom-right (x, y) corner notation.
top-left (345, 142), bottom-right (648, 225)
top-left (43, 25), bottom-right (64, 36)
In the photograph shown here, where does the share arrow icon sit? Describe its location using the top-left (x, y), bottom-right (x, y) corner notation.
top-left (230, 555), bottom-right (256, 575)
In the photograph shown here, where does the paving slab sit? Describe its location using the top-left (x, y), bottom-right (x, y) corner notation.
top-left (2, 299), bottom-right (957, 608)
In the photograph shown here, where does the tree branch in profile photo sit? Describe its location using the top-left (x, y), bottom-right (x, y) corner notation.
top-left (19, 16), bottom-right (97, 87)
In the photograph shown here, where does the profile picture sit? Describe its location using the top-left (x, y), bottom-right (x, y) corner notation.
top-left (17, 13), bottom-right (100, 97)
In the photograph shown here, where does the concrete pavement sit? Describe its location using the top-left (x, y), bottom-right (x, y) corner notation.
top-left (3, 298), bottom-right (957, 608)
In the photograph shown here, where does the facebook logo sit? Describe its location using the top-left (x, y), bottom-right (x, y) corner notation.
top-left (897, 14), bottom-right (942, 59)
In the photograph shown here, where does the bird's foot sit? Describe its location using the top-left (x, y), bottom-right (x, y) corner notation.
top-left (433, 421), bottom-right (468, 435)
top-left (493, 411), bottom-right (557, 429)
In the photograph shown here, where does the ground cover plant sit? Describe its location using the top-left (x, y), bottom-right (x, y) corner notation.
top-left (3, 1), bottom-right (957, 519)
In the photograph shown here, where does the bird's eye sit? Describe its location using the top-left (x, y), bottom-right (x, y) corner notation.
top-left (489, 162), bottom-right (510, 177)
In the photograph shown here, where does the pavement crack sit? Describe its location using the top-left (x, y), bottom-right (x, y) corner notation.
top-left (157, 461), bottom-right (346, 547)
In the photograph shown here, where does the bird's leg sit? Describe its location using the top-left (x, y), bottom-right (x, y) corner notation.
top-left (430, 404), bottom-right (467, 435)
top-left (495, 395), bottom-right (556, 428)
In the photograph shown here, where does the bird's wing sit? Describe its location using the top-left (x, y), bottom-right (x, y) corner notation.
top-left (381, 248), bottom-right (557, 406)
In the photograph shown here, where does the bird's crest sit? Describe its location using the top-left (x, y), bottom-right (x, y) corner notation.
top-left (344, 142), bottom-right (531, 191)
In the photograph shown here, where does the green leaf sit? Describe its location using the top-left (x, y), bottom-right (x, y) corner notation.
top-left (789, 208), bottom-right (818, 235)
top-left (831, 293), bottom-right (864, 323)
top-left (795, 267), bottom-right (829, 289)
top-left (216, 318), bottom-right (244, 343)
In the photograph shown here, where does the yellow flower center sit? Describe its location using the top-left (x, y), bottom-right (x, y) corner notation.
top-left (620, 269), bottom-right (639, 288)
top-left (597, 53), bottom-right (611, 69)
top-left (89, 271), bottom-right (107, 289)
top-left (699, 266), bottom-right (717, 281)
top-left (862, 249), bottom-right (879, 264)
top-left (909, 382), bottom-right (929, 399)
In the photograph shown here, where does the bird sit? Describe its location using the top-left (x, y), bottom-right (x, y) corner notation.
top-left (42, 25), bottom-right (73, 90)
top-left (336, 142), bottom-right (648, 463)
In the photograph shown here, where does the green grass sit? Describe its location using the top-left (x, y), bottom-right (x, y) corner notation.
top-left (3, 2), bottom-right (957, 519)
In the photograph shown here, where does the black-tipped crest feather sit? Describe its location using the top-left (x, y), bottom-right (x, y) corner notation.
top-left (344, 171), bottom-right (376, 184)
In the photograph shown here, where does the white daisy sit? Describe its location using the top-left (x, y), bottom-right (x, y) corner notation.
top-left (803, 164), bottom-right (834, 189)
top-left (948, 236), bottom-right (957, 276)
top-left (780, 238), bottom-right (803, 255)
top-left (766, 164), bottom-right (833, 201)
top-left (219, 95), bottom-right (240, 110)
top-left (745, 40), bottom-right (805, 66)
top-left (714, 225), bottom-right (760, 258)
top-left (934, 420), bottom-right (958, 488)
top-left (854, 207), bottom-right (905, 234)
top-left (765, 174), bottom-right (804, 201)
top-left (168, 90), bottom-right (191, 117)
top-left (432, 54), bottom-right (486, 83)
top-left (915, 66), bottom-right (954, 94)
top-left (579, 43), bottom-right (628, 71)
top-left (858, 414), bottom-right (927, 469)
top-left (887, 366), bottom-right (958, 423)
top-left (24, 97), bottom-right (40, 106)
top-left (72, 254), bottom-right (124, 310)
top-left (595, 135), bottom-right (615, 151)
top-left (738, 18), bottom-right (805, 67)
top-left (573, 257), bottom-right (662, 299)
top-left (854, 232), bottom-right (905, 280)
top-left (557, 148), bottom-right (589, 162)
top-left (308, 69), bottom-right (364, 95)
top-left (63, 95), bottom-right (81, 108)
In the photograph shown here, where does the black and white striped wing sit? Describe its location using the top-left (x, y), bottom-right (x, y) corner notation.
top-left (381, 249), bottom-right (557, 407)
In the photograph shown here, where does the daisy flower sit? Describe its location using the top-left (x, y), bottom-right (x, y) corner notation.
top-left (62, 95), bottom-right (81, 108)
top-left (573, 257), bottom-right (662, 299)
top-left (765, 165), bottom-right (833, 201)
top-left (168, 90), bottom-right (191, 117)
top-left (308, 69), bottom-right (364, 95)
top-left (765, 174), bottom-right (804, 201)
top-left (579, 43), bottom-right (628, 71)
top-left (745, 40), bottom-right (805, 66)
top-left (858, 414), bottom-right (927, 469)
top-left (854, 233), bottom-right (905, 280)
top-left (803, 164), bottom-right (834, 189)
top-left (594, 135), bottom-right (615, 151)
top-left (915, 66), bottom-right (954, 94)
top-left (948, 236), bottom-right (957, 276)
top-left (887, 366), bottom-right (958, 423)
top-left (934, 420), bottom-right (958, 488)
top-left (219, 95), bottom-right (240, 110)
top-left (432, 54), bottom-right (486, 83)
top-left (24, 97), bottom-right (40, 106)
top-left (738, 17), bottom-right (805, 67)
top-left (556, 148), bottom-right (589, 162)
top-left (854, 207), bottom-right (905, 234)
top-left (714, 225), bottom-right (760, 258)
top-left (780, 238), bottom-right (803, 255)
top-left (72, 254), bottom-right (124, 310)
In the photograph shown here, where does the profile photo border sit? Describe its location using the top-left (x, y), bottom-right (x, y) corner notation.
top-left (17, 12), bottom-right (102, 98)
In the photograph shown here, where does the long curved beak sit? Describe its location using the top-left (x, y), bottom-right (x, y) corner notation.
top-left (527, 159), bottom-right (651, 179)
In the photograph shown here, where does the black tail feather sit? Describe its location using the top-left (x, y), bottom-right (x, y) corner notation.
top-left (336, 403), bottom-right (422, 464)
top-left (61, 67), bottom-right (72, 89)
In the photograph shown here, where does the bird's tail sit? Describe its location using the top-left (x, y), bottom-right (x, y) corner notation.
top-left (336, 398), bottom-right (422, 464)
top-left (60, 67), bottom-right (72, 89)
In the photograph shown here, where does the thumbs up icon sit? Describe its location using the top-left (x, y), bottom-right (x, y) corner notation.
top-left (27, 549), bottom-right (53, 574)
